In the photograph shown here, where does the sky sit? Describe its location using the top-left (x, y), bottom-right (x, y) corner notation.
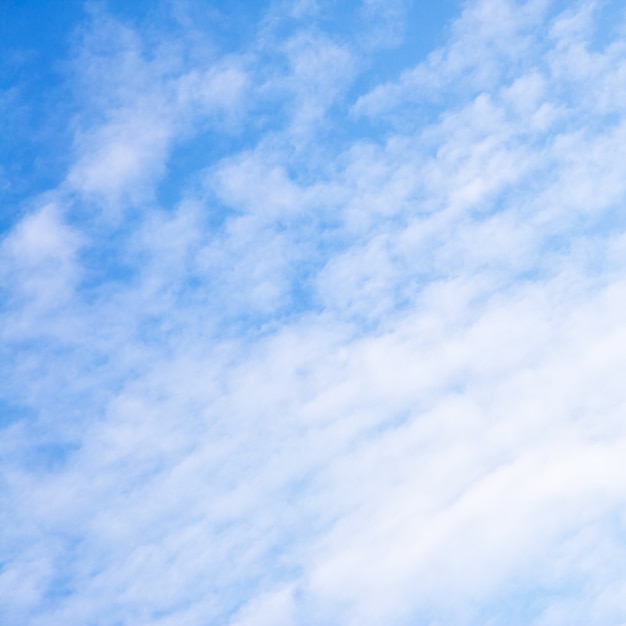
top-left (2, 0), bottom-right (626, 624)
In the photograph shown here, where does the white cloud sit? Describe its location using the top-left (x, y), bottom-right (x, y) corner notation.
top-left (0, 203), bottom-right (82, 323)
top-left (65, 8), bottom-right (249, 214)
top-left (352, 0), bottom-right (551, 118)
top-left (276, 30), bottom-right (356, 137)
top-left (4, 0), bottom-right (626, 624)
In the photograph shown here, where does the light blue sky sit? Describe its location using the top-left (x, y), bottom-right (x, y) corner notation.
top-left (3, 1), bottom-right (626, 624)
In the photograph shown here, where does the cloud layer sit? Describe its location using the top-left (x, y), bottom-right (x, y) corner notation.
top-left (3, 1), bottom-right (626, 624)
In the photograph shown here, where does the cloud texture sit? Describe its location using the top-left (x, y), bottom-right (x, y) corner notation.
top-left (3, 0), bottom-right (626, 624)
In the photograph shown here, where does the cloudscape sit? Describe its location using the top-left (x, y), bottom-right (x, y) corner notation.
top-left (3, 0), bottom-right (626, 624)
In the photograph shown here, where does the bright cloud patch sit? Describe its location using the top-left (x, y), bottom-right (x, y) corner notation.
top-left (2, 1), bottom-right (626, 625)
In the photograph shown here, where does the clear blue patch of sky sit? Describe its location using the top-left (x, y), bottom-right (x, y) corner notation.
top-left (0, 397), bottom-right (36, 429)
top-left (587, 0), bottom-right (626, 52)
top-left (355, 0), bottom-right (465, 84)
top-left (156, 127), bottom-right (254, 210)
top-left (0, 1), bottom-right (86, 229)
top-left (23, 440), bottom-right (81, 473)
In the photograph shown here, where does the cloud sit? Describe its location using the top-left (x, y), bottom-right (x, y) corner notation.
top-left (3, 0), bottom-right (626, 625)
top-left (352, 0), bottom-right (550, 118)
top-left (65, 6), bottom-right (249, 214)
top-left (0, 203), bottom-right (83, 330)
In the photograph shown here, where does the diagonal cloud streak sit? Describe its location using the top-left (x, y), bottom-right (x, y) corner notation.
top-left (2, 1), bottom-right (626, 624)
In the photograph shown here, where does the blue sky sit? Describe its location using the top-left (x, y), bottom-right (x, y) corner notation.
top-left (3, 0), bottom-right (626, 624)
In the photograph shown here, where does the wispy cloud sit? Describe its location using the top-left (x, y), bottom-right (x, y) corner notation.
top-left (3, 0), bottom-right (626, 624)
top-left (63, 5), bottom-right (249, 213)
